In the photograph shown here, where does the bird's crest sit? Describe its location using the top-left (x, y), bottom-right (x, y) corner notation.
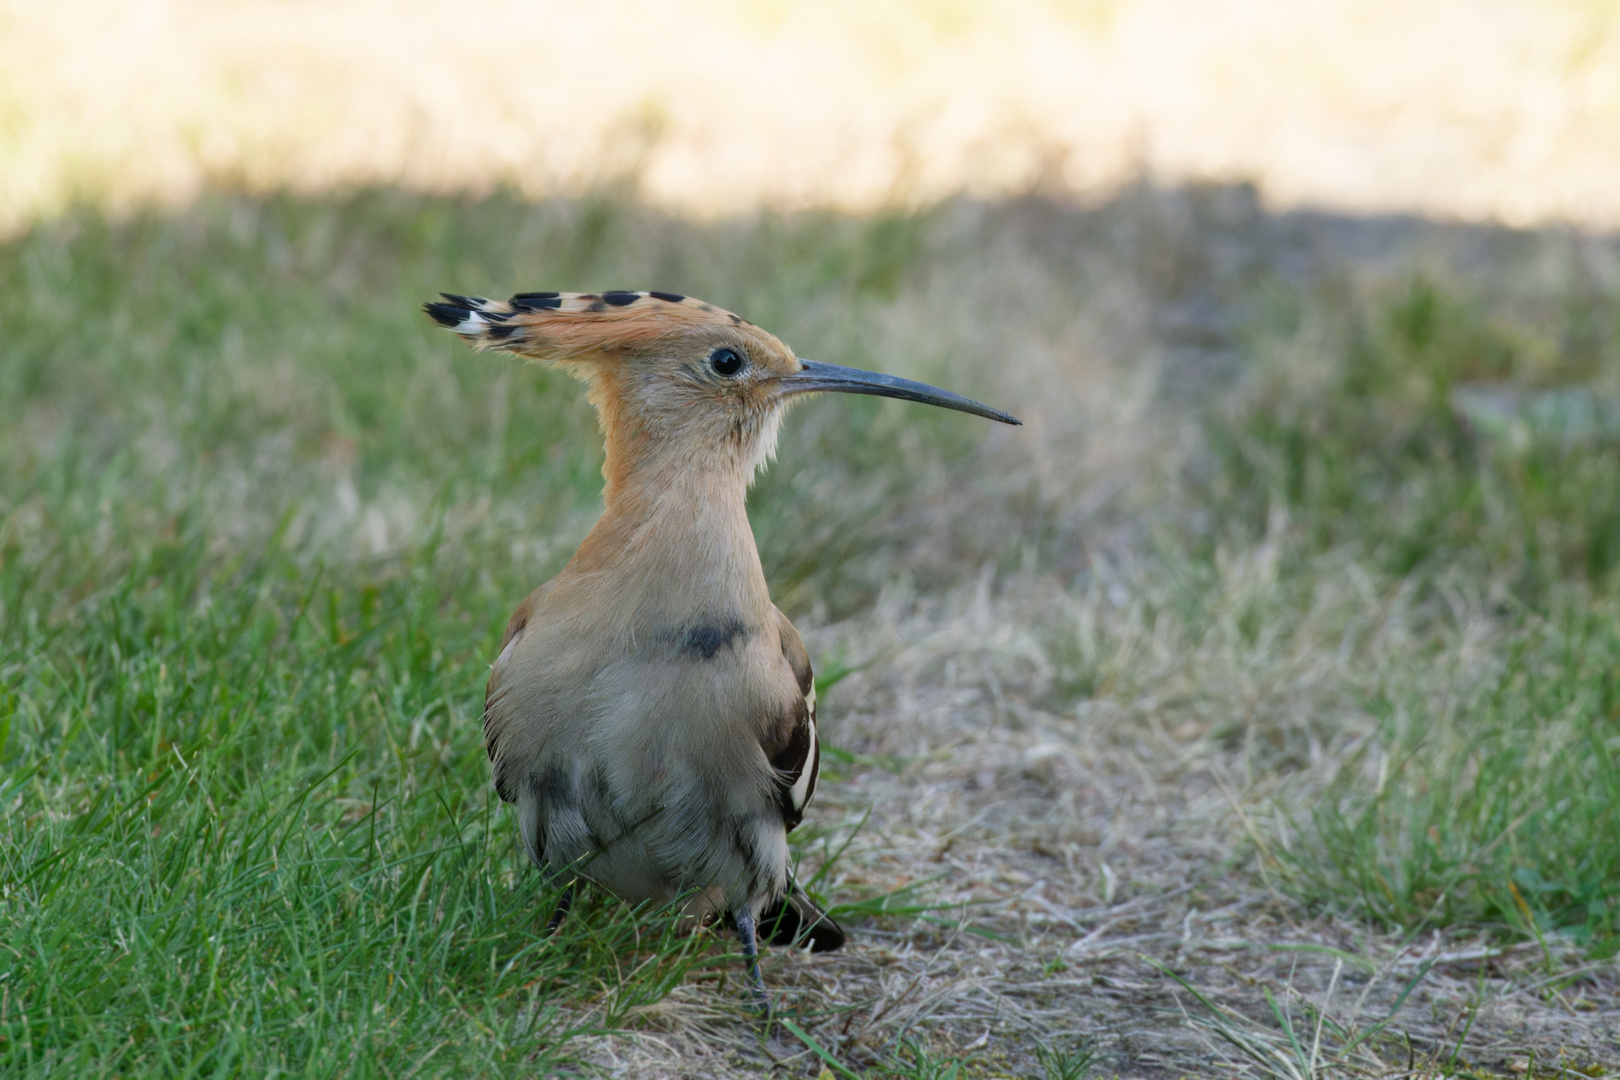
top-left (423, 291), bottom-right (759, 362)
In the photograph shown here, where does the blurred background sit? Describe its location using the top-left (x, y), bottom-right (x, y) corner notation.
top-left (7, 0), bottom-right (1619, 581)
top-left (5, 0), bottom-right (1620, 230)
top-left (4, 2), bottom-right (1620, 1076)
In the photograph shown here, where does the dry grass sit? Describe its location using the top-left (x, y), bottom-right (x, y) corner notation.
top-left (547, 553), bottom-right (1620, 1076)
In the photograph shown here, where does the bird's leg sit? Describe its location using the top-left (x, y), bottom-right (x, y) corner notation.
top-left (546, 881), bottom-right (576, 934)
top-left (733, 906), bottom-right (773, 1019)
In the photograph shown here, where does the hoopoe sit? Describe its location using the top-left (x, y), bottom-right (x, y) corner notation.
top-left (423, 289), bottom-right (1019, 1012)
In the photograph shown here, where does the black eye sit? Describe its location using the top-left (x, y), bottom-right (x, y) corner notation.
top-left (709, 347), bottom-right (745, 377)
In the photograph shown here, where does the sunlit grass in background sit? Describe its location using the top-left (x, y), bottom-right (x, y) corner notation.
top-left (5, 0), bottom-right (1620, 231)
top-left (2, 190), bottom-right (1618, 1072)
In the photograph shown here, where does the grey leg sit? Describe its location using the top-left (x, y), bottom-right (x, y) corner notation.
top-left (546, 881), bottom-right (575, 934)
top-left (733, 906), bottom-right (772, 1018)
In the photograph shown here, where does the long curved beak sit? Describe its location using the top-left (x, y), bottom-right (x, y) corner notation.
top-left (780, 359), bottom-right (1021, 426)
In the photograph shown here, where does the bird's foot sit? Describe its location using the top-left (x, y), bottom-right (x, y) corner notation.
top-left (733, 906), bottom-right (775, 1029)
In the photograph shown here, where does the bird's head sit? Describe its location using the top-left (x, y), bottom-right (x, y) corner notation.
top-left (424, 290), bottom-right (1019, 487)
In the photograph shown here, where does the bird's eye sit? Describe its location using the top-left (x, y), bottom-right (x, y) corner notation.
top-left (709, 347), bottom-right (746, 377)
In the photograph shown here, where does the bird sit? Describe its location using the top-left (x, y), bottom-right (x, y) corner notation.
top-left (422, 288), bottom-right (1019, 1014)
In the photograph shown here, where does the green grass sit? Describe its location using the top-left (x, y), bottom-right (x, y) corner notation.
top-left (0, 528), bottom-right (715, 1074)
top-left (1199, 276), bottom-right (1620, 592)
top-left (1285, 602), bottom-right (1620, 957)
top-left (1192, 274), bottom-right (1620, 954)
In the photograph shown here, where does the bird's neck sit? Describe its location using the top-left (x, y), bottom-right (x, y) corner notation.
top-left (565, 435), bottom-right (770, 623)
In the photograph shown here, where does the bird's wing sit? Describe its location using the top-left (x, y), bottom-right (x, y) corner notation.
top-left (485, 581), bottom-right (555, 805)
top-left (767, 606), bottom-right (821, 832)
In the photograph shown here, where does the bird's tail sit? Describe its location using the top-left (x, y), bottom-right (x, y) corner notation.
top-left (761, 885), bottom-right (845, 953)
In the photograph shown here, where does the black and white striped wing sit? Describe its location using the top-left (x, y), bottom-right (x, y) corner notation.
top-left (770, 608), bottom-right (821, 832)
